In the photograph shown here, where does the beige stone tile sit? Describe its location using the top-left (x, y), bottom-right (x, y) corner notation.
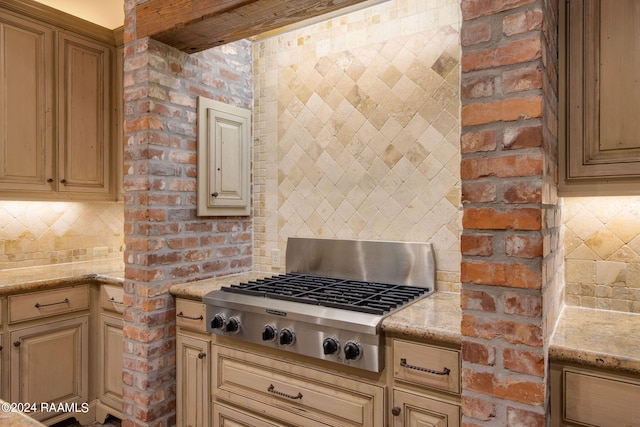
top-left (585, 228), bottom-right (624, 259)
top-left (566, 259), bottom-right (596, 284)
top-left (596, 298), bottom-right (613, 310)
top-left (595, 285), bottom-right (612, 298)
top-left (564, 204), bottom-right (603, 240)
top-left (255, 0), bottom-right (462, 285)
top-left (595, 260), bottom-right (627, 285)
top-left (611, 298), bottom-right (632, 312)
top-left (564, 243), bottom-right (599, 261)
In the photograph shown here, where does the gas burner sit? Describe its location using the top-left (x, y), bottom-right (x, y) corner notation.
top-left (203, 238), bottom-right (436, 372)
top-left (222, 273), bottom-right (430, 315)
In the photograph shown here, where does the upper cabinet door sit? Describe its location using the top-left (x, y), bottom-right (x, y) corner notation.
top-left (0, 12), bottom-right (54, 192)
top-left (197, 97), bottom-right (251, 216)
top-left (561, 0), bottom-right (640, 195)
top-left (57, 32), bottom-right (112, 196)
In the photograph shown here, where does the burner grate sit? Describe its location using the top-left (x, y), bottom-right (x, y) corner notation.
top-left (222, 273), bottom-right (430, 315)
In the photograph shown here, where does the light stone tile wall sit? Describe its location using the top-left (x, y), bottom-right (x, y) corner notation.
top-left (253, 0), bottom-right (462, 291)
top-left (563, 196), bottom-right (640, 313)
top-left (0, 201), bottom-right (124, 270)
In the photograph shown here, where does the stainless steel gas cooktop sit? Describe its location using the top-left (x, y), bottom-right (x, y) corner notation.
top-left (203, 237), bottom-right (436, 372)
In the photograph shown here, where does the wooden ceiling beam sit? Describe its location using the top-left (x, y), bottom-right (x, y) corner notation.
top-left (136, 0), bottom-right (381, 53)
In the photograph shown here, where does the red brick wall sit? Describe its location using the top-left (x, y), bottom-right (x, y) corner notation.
top-left (460, 0), bottom-right (559, 425)
top-left (121, 1), bottom-right (253, 425)
top-left (119, 0), bottom-right (563, 424)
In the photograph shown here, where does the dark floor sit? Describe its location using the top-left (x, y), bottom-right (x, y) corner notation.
top-left (50, 415), bottom-right (121, 427)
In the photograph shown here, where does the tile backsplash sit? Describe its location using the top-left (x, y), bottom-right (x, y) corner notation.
top-left (0, 201), bottom-right (124, 270)
top-left (564, 196), bottom-right (640, 313)
top-left (252, 0), bottom-right (462, 291)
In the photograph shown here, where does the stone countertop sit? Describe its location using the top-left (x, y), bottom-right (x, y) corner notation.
top-left (0, 259), bottom-right (124, 296)
top-left (0, 401), bottom-right (46, 426)
top-left (382, 292), bottom-right (461, 345)
top-left (550, 305), bottom-right (640, 375)
top-left (169, 271), bottom-right (276, 300)
top-left (169, 274), bottom-right (463, 346)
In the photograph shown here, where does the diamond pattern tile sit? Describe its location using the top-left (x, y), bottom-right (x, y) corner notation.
top-left (253, 0), bottom-right (461, 291)
top-left (564, 196), bottom-right (640, 313)
top-left (0, 201), bottom-right (124, 269)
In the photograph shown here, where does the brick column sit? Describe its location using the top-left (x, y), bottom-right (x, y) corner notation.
top-left (459, 0), bottom-right (560, 425)
top-left (121, 1), bottom-right (253, 425)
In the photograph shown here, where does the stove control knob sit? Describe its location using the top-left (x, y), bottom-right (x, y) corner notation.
top-left (225, 317), bottom-right (240, 333)
top-left (210, 314), bottom-right (225, 330)
top-left (344, 341), bottom-right (362, 360)
top-left (262, 325), bottom-right (277, 342)
top-left (279, 328), bottom-right (295, 346)
top-left (323, 337), bottom-right (340, 355)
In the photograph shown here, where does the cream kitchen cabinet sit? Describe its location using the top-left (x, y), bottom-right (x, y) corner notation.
top-left (56, 31), bottom-right (114, 198)
top-left (176, 299), bottom-right (210, 427)
top-left (212, 341), bottom-right (385, 427)
top-left (560, 0), bottom-right (640, 195)
top-left (0, 0), bottom-right (119, 201)
top-left (197, 97), bottom-right (251, 216)
top-left (390, 339), bottom-right (461, 427)
top-left (0, 10), bottom-right (54, 193)
top-left (212, 402), bottom-right (283, 427)
top-left (96, 285), bottom-right (125, 422)
top-left (8, 284), bottom-right (90, 423)
top-left (551, 363), bottom-right (640, 427)
top-left (10, 317), bottom-right (89, 423)
top-left (0, 332), bottom-right (3, 402)
top-left (0, 281), bottom-right (128, 425)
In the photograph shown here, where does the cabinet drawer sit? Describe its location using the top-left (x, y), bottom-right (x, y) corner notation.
top-left (213, 344), bottom-right (385, 427)
top-left (393, 339), bottom-right (460, 394)
top-left (213, 402), bottom-right (283, 427)
top-left (100, 285), bottom-right (125, 314)
top-left (563, 369), bottom-right (640, 426)
top-left (176, 299), bottom-right (207, 332)
top-left (393, 389), bottom-right (459, 427)
top-left (9, 285), bottom-right (90, 323)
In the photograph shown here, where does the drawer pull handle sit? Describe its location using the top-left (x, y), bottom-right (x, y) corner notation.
top-left (109, 297), bottom-right (124, 305)
top-left (400, 358), bottom-right (451, 376)
top-left (267, 384), bottom-right (303, 400)
top-left (177, 312), bottom-right (203, 321)
top-left (35, 298), bottom-right (70, 308)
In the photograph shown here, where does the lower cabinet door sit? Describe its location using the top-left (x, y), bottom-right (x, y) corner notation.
top-left (213, 344), bottom-right (385, 427)
top-left (393, 389), bottom-right (460, 427)
top-left (213, 402), bottom-right (283, 427)
top-left (563, 368), bottom-right (640, 427)
top-left (10, 316), bottom-right (89, 422)
top-left (98, 313), bottom-right (124, 415)
top-left (177, 333), bottom-right (210, 427)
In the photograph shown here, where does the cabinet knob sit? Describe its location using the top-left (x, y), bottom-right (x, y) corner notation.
top-left (211, 192), bottom-right (218, 197)
top-left (47, 178), bottom-right (54, 183)
top-left (197, 352), bottom-right (206, 359)
top-left (13, 341), bottom-right (21, 347)
top-left (60, 179), bottom-right (67, 184)
top-left (392, 406), bottom-right (401, 416)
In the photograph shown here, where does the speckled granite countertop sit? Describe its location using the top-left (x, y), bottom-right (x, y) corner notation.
top-left (0, 400), bottom-right (46, 426)
top-left (169, 271), bottom-right (275, 300)
top-left (550, 305), bottom-right (640, 375)
top-left (0, 259), bottom-right (124, 296)
top-left (8, 264), bottom-right (632, 375)
top-left (169, 274), bottom-right (463, 346)
top-left (381, 292), bottom-right (461, 345)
